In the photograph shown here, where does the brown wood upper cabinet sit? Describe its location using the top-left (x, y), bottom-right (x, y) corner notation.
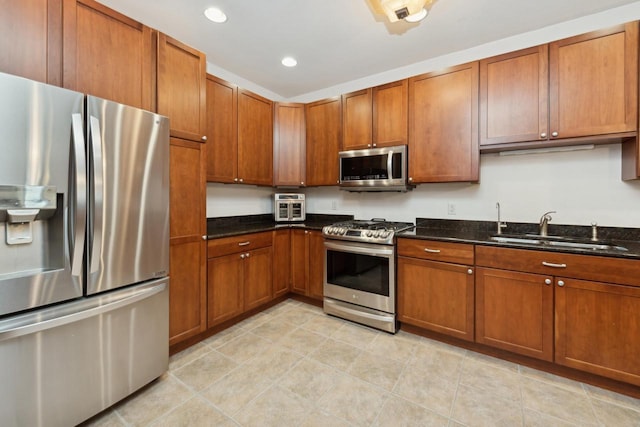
top-left (408, 62), bottom-right (479, 183)
top-left (481, 22), bottom-right (638, 149)
top-left (157, 33), bottom-right (207, 143)
top-left (206, 75), bottom-right (238, 183)
top-left (305, 97), bottom-right (342, 186)
top-left (274, 103), bottom-right (306, 187)
top-left (62, 0), bottom-right (154, 110)
top-left (237, 89), bottom-right (274, 186)
top-left (0, 0), bottom-right (62, 85)
top-left (342, 80), bottom-right (408, 150)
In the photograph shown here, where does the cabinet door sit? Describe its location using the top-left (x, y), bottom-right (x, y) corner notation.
top-left (480, 45), bottom-right (548, 146)
top-left (62, 0), bottom-right (153, 110)
top-left (291, 229), bottom-right (308, 295)
top-left (272, 229), bottom-right (291, 298)
top-left (409, 62), bottom-right (479, 183)
top-left (308, 231), bottom-right (325, 300)
top-left (238, 89), bottom-right (273, 185)
top-left (207, 253), bottom-right (243, 327)
top-left (373, 79), bottom-right (408, 148)
top-left (398, 257), bottom-right (474, 341)
top-left (158, 33), bottom-right (207, 143)
top-left (0, 0), bottom-right (61, 85)
top-left (169, 138), bottom-right (206, 344)
top-left (274, 102), bottom-right (305, 187)
top-left (206, 74), bottom-right (237, 183)
top-left (555, 278), bottom-right (640, 386)
top-left (549, 22), bottom-right (638, 139)
top-left (342, 88), bottom-right (372, 150)
top-left (476, 267), bottom-right (553, 361)
top-left (170, 240), bottom-right (206, 345)
top-left (305, 97), bottom-right (342, 186)
top-left (244, 246), bottom-right (273, 311)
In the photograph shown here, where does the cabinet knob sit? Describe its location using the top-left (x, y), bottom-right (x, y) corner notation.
top-left (202, 235), bottom-right (207, 240)
top-left (408, 177), bottom-right (413, 182)
top-left (239, 178), bottom-right (244, 183)
top-left (234, 178), bottom-right (239, 182)
top-left (367, 144), bottom-right (371, 148)
top-left (540, 132), bottom-right (547, 138)
top-left (337, 180), bottom-right (339, 184)
top-left (557, 280), bottom-right (565, 287)
top-left (544, 278), bottom-right (552, 285)
top-left (201, 135), bottom-right (207, 141)
top-left (304, 230), bottom-right (308, 234)
top-left (240, 254), bottom-right (246, 259)
top-left (246, 252), bottom-right (250, 258)
top-left (551, 131), bottom-right (559, 137)
top-left (372, 143), bottom-right (377, 147)
top-left (467, 268), bottom-right (473, 275)
top-left (301, 181), bottom-right (304, 185)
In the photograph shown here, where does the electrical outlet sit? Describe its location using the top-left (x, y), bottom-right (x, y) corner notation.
top-left (331, 200), bottom-right (337, 210)
top-left (447, 203), bottom-right (456, 215)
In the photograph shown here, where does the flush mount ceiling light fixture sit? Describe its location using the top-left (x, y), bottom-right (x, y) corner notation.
top-left (204, 7), bottom-right (227, 23)
top-left (368, 0), bottom-right (434, 23)
top-left (281, 57), bottom-right (298, 67)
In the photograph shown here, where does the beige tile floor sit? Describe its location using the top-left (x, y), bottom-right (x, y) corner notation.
top-left (83, 299), bottom-right (640, 427)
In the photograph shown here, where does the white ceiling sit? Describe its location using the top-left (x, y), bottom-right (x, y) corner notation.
top-left (97, 0), bottom-right (640, 99)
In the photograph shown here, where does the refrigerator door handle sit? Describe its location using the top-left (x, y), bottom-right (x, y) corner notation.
top-left (89, 115), bottom-right (104, 274)
top-left (0, 280), bottom-right (167, 341)
top-left (71, 113), bottom-right (87, 278)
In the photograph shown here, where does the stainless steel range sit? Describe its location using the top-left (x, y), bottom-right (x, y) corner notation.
top-left (323, 219), bottom-right (414, 333)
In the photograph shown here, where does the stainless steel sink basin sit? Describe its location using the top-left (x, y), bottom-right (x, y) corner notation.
top-left (489, 235), bottom-right (628, 252)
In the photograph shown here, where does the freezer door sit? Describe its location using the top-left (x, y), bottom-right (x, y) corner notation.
top-left (0, 72), bottom-right (85, 316)
top-left (0, 279), bottom-right (169, 427)
top-left (86, 96), bottom-right (170, 295)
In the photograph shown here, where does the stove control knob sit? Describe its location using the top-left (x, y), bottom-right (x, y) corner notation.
top-left (339, 227), bottom-right (346, 234)
top-left (374, 231), bottom-right (381, 238)
top-left (366, 231), bottom-right (373, 237)
top-left (381, 231), bottom-right (390, 238)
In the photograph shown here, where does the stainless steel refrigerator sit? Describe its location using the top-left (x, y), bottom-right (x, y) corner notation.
top-left (0, 72), bottom-right (170, 426)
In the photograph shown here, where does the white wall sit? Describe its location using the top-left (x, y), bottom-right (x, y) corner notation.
top-left (206, 4), bottom-right (640, 227)
top-left (208, 144), bottom-right (640, 227)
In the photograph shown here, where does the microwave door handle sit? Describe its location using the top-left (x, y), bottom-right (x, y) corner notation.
top-left (387, 151), bottom-right (393, 177)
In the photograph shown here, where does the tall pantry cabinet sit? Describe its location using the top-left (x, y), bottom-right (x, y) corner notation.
top-left (157, 35), bottom-right (208, 346)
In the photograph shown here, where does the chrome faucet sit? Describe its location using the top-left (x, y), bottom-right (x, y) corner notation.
top-left (496, 202), bottom-right (507, 234)
top-left (539, 211), bottom-right (556, 237)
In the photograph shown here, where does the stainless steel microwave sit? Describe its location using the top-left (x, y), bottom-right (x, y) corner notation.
top-left (274, 193), bottom-right (305, 222)
top-left (339, 145), bottom-right (413, 192)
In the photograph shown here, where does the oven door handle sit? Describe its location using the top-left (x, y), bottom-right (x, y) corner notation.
top-left (324, 241), bottom-right (393, 257)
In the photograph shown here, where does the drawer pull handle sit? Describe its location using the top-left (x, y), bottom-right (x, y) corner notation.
top-left (238, 241), bottom-right (251, 246)
top-left (424, 248), bottom-right (441, 253)
top-left (557, 280), bottom-right (565, 287)
top-left (542, 261), bottom-right (566, 268)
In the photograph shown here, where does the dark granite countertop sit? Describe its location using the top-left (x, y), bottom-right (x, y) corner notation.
top-left (206, 213), bottom-right (353, 239)
top-left (399, 218), bottom-right (640, 260)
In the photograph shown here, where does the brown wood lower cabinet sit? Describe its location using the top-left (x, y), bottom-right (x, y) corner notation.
top-left (291, 229), bottom-right (324, 300)
top-left (397, 239), bottom-right (474, 341)
top-left (475, 267), bottom-right (554, 361)
top-left (273, 229), bottom-right (291, 298)
top-left (555, 278), bottom-right (640, 386)
top-left (207, 232), bottom-right (273, 328)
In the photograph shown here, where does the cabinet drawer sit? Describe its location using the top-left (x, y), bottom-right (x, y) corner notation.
top-left (476, 245), bottom-right (640, 287)
top-left (397, 238), bottom-right (474, 265)
top-left (207, 231), bottom-right (273, 258)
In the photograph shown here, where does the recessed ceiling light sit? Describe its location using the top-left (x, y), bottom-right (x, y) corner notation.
top-left (281, 57), bottom-right (297, 67)
top-left (404, 8), bottom-right (428, 23)
top-left (204, 7), bottom-right (227, 23)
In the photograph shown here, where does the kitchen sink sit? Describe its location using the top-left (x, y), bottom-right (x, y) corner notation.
top-left (489, 234), bottom-right (628, 252)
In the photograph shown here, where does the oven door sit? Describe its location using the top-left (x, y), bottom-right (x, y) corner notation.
top-left (324, 239), bottom-right (395, 314)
